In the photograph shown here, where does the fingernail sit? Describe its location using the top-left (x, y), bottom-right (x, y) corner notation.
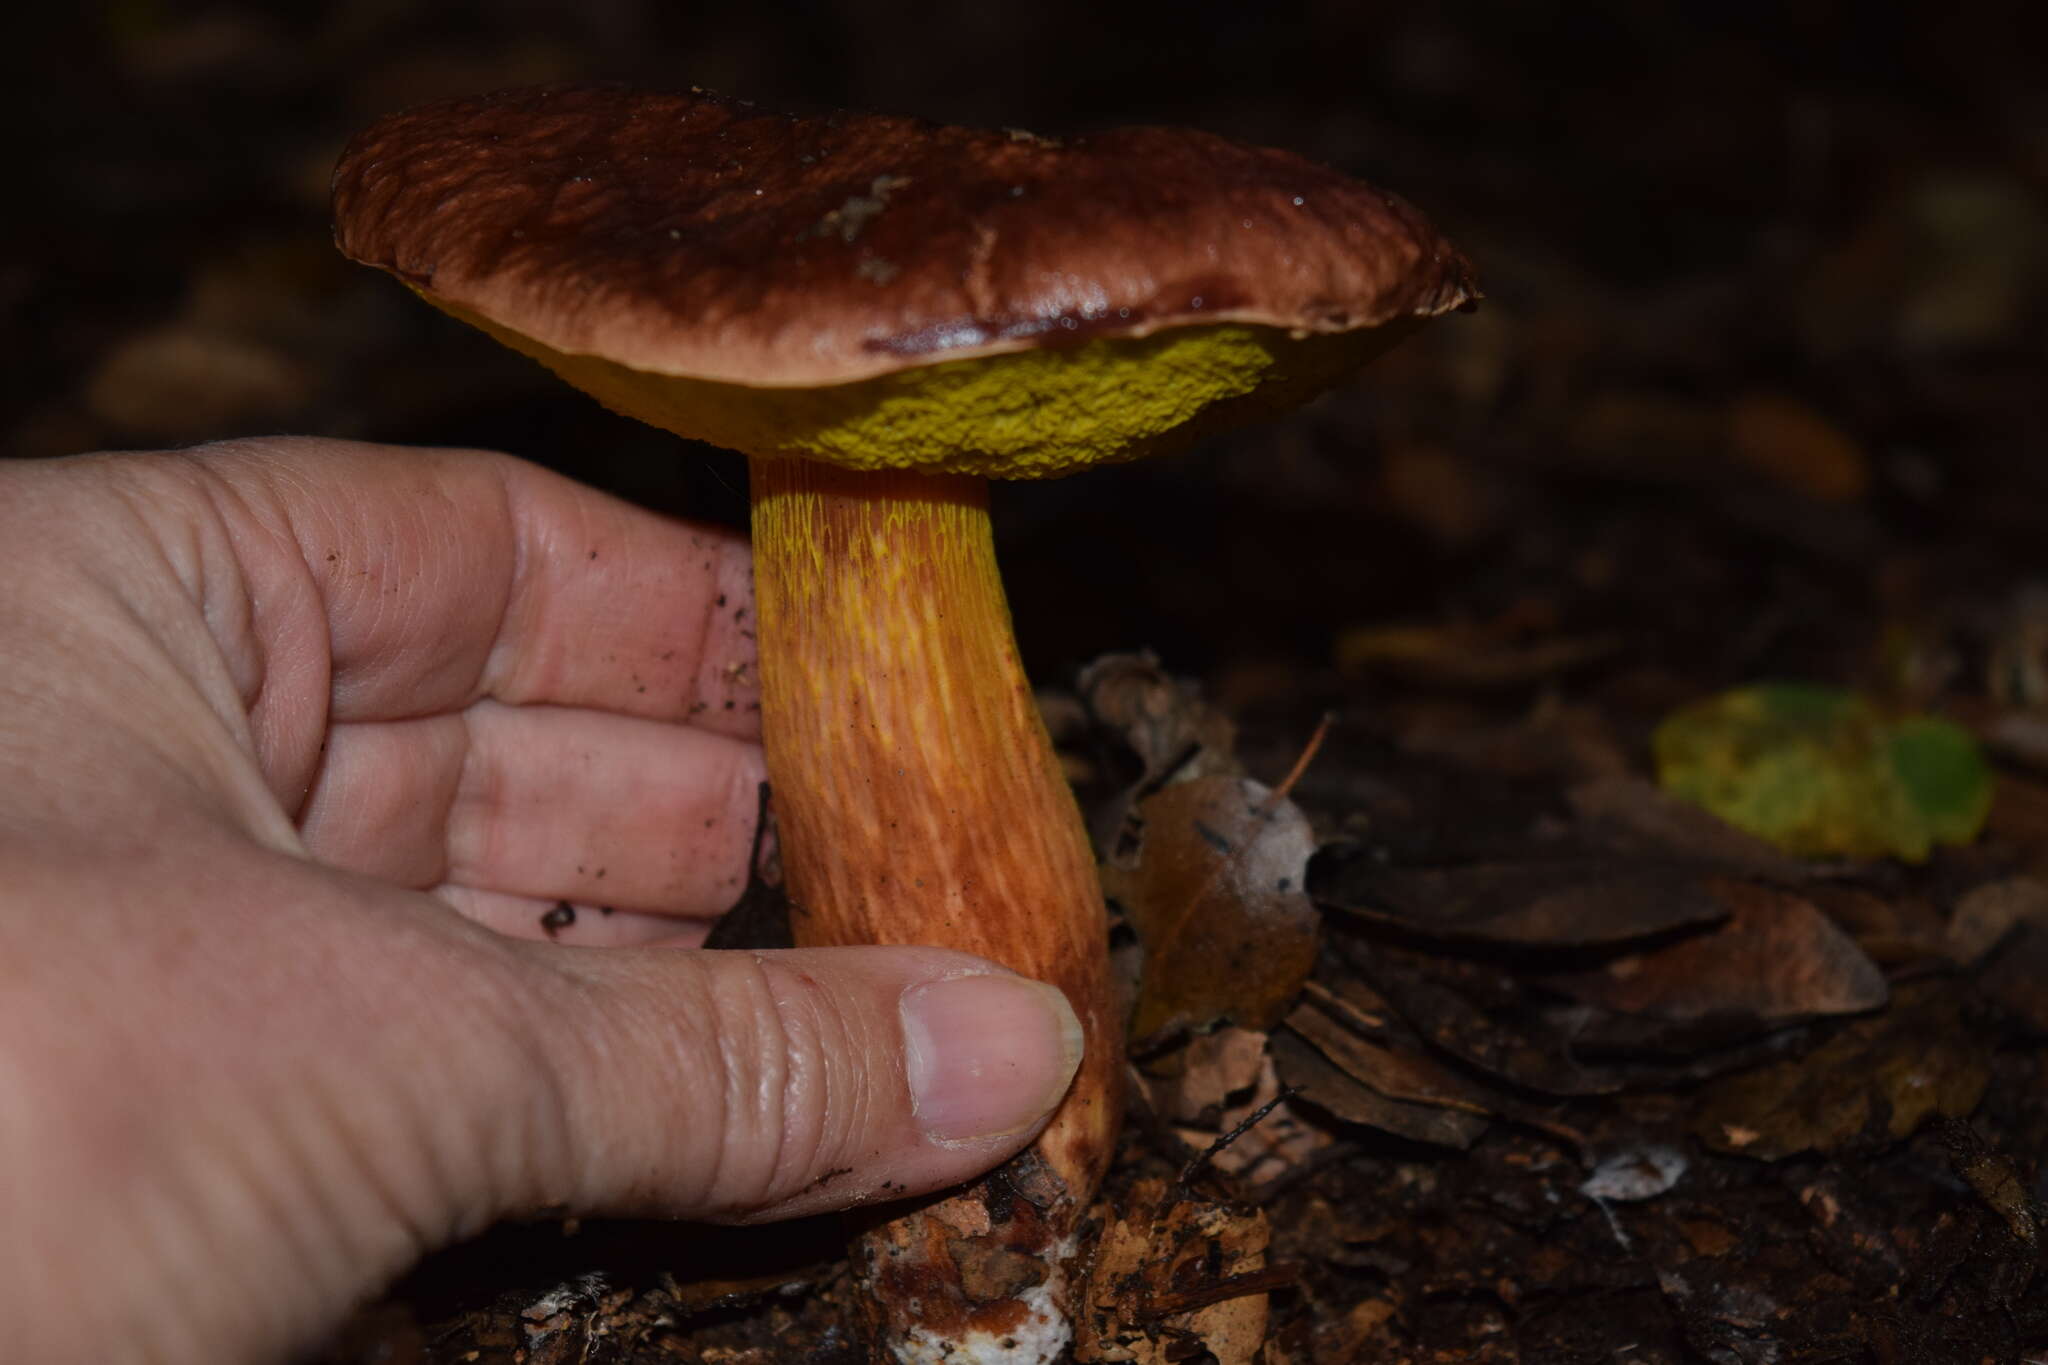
top-left (900, 974), bottom-right (1085, 1144)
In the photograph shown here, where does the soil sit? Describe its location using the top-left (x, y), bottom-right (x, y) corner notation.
top-left (9, 3), bottom-right (2047, 1361)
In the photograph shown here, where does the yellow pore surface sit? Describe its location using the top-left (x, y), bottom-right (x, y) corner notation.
top-left (433, 294), bottom-right (1387, 478)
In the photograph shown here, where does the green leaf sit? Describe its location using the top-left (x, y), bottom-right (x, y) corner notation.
top-left (1653, 683), bottom-right (1991, 863)
top-left (1887, 716), bottom-right (1994, 845)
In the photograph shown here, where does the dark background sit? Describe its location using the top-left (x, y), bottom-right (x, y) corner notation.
top-left (6, 0), bottom-right (2045, 688)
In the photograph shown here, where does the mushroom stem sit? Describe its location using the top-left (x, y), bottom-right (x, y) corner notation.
top-left (749, 455), bottom-right (1120, 1359)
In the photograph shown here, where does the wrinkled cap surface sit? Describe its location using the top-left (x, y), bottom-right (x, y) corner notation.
top-left (332, 83), bottom-right (1478, 389)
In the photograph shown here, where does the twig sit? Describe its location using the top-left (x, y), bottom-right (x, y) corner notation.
top-left (1132, 739), bottom-right (1204, 802)
top-left (1177, 1087), bottom-right (1298, 1193)
top-left (1136, 1262), bottom-right (1305, 1321)
top-left (1262, 711), bottom-right (1334, 809)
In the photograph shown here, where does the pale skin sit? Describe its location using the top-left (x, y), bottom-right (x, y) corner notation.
top-left (0, 438), bottom-right (1082, 1364)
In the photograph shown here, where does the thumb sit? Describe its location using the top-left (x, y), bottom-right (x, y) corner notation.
top-left (507, 943), bottom-right (1087, 1223)
top-left (0, 851), bottom-right (1086, 1365)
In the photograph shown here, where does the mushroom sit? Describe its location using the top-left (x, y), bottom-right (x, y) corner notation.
top-left (332, 83), bottom-right (1475, 1364)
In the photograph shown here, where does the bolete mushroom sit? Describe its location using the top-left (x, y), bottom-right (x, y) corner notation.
top-left (332, 83), bottom-right (1474, 1364)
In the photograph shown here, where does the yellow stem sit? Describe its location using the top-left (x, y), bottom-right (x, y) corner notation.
top-left (748, 456), bottom-right (1121, 1353)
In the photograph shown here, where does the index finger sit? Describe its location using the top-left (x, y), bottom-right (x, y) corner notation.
top-left (198, 438), bottom-right (759, 735)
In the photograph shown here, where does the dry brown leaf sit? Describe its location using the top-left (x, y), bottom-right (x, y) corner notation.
top-left (1270, 1031), bottom-right (1489, 1148)
top-left (1541, 879), bottom-right (1888, 1024)
top-left (1345, 946), bottom-right (1626, 1096)
top-left (1144, 1025), bottom-right (1271, 1125)
top-left (1938, 1120), bottom-right (2043, 1247)
top-left (1333, 616), bottom-right (1619, 690)
top-left (1946, 876), bottom-right (2048, 962)
top-left (1170, 1047), bottom-right (1334, 1183)
top-left (1075, 1179), bottom-right (1273, 1365)
top-left (1106, 776), bottom-right (1320, 1046)
top-left (1978, 923), bottom-right (2048, 1034)
top-left (1375, 441), bottom-right (1504, 548)
top-left (1727, 392), bottom-right (1870, 502)
top-left (1395, 698), bottom-right (1632, 782)
top-left (1284, 999), bottom-right (1497, 1116)
top-left (1079, 650), bottom-right (1241, 786)
top-left (1693, 983), bottom-right (1991, 1159)
top-left (1326, 1297), bottom-right (1405, 1365)
top-left (1984, 773), bottom-right (2048, 881)
top-left (1802, 882), bottom-right (1949, 966)
top-left (1317, 855), bottom-right (1727, 948)
top-left (1301, 976), bottom-right (1398, 1038)
top-left (83, 322), bottom-right (314, 439)
top-left (1566, 776), bottom-right (1814, 881)
top-left (1570, 389), bottom-right (1723, 474)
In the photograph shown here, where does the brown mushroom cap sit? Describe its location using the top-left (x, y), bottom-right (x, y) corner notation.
top-left (332, 83), bottom-right (1477, 390)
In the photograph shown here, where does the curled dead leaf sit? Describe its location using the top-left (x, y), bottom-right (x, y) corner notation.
top-left (1285, 998), bottom-right (1495, 1117)
top-left (1540, 879), bottom-right (1888, 1025)
top-left (1079, 650), bottom-right (1241, 787)
top-left (1271, 1025), bottom-right (1490, 1149)
top-left (1106, 776), bottom-right (1320, 1047)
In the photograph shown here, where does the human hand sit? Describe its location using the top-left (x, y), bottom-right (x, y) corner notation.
top-left (0, 439), bottom-right (1084, 1363)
